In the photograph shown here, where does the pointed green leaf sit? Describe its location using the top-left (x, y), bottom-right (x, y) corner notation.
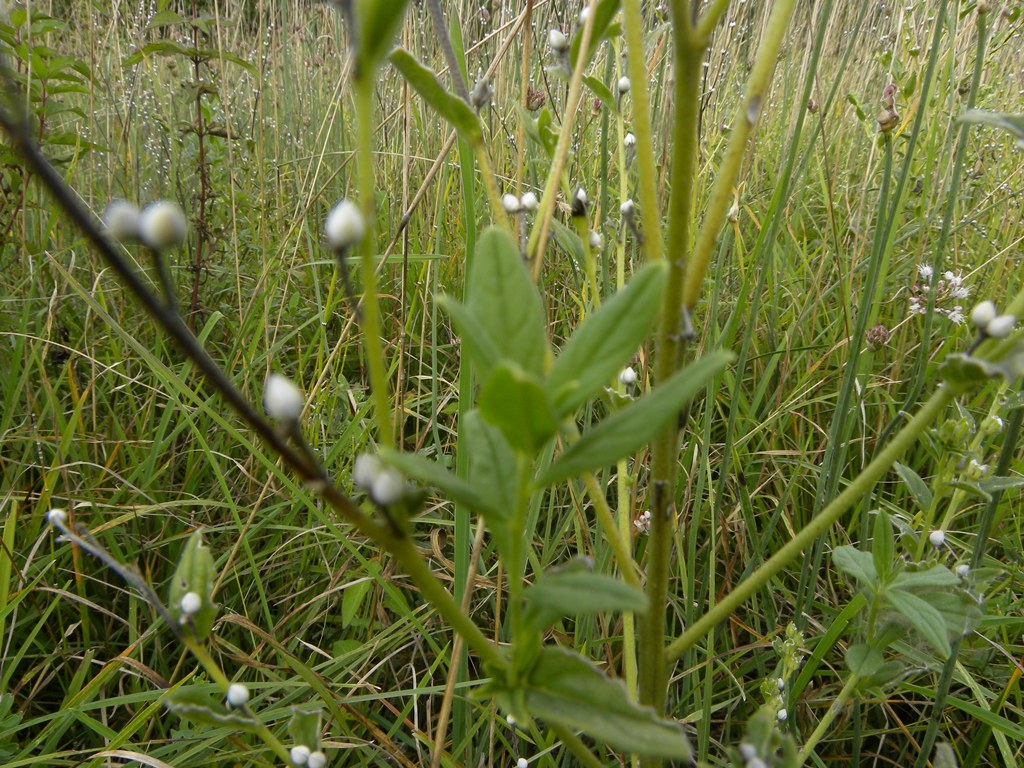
top-left (893, 462), bottom-right (932, 513)
top-left (832, 545), bottom-right (878, 587)
top-left (872, 511), bottom-right (895, 582)
top-left (389, 47), bottom-right (482, 142)
top-left (379, 448), bottom-right (499, 517)
top-left (890, 565), bottom-right (959, 591)
top-left (464, 410), bottom-right (516, 562)
top-left (547, 262), bottom-right (666, 415)
top-left (523, 564), bottom-right (648, 632)
top-left (844, 644), bottom-right (885, 677)
top-left (959, 109), bottom-right (1024, 146)
top-left (437, 294), bottom-right (502, 378)
top-left (887, 588), bottom-right (951, 657)
top-left (168, 530), bottom-right (218, 641)
top-left (467, 227), bottom-right (549, 377)
top-left (165, 687), bottom-right (261, 732)
top-left (536, 350), bottom-right (733, 487)
top-left (582, 75), bottom-right (616, 112)
top-left (479, 364), bottom-right (558, 452)
top-left (288, 706), bottom-right (322, 750)
top-left (570, 0), bottom-right (622, 68)
top-left (355, 0), bottom-right (411, 80)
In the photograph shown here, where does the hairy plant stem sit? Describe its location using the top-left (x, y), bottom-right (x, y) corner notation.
top-left (797, 673), bottom-right (861, 764)
top-left (353, 76), bottom-right (395, 448)
top-left (664, 385), bottom-right (956, 661)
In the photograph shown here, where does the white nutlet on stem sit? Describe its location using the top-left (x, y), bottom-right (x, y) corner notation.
top-left (371, 467), bottom-right (407, 506)
top-left (180, 591), bottom-right (202, 616)
top-left (776, 708), bottom-right (788, 722)
top-left (617, 76), bottom-right (631, 94)
top-left (290, 745), bottom-right (311, 766)
top-left (47, 508), bottom-right (68, 527)
top-left (985, 314), bottom-right (1016, 339)
top-left (620, 199), bottom-right (635, 217)
top-left (971, 300), bottom-right (997, 329)
top-left (138, 201), bottom-right (187, 250)
top-left (548, 28), bottom-right (568, 53)
top-left (307, 751), bottom-right (327, 768)
top-left (325, 199), bottom-right (366, 250)
top-left (519, 191), bottom-right (539, 212)
top-left (589, 230), bottom-right (603, 250)
top-left (623, 131), bottom-right (637, 148)
top-left (502, 193), bottom-right (522, 213)
top-left (263, 374), bottom-right (304, 422)
top-left (226, 683), bottom-right (249, 708)
top-left (928, 529), bottom-right (946, 549)
top-left (516, 759), bottom-right (529, 768)
top-left (103, 200), bottom-right (141, 242)
top-left (353, 453), bottom-right (384, 491)
top-left (619, 366), bottom-right (638, 387)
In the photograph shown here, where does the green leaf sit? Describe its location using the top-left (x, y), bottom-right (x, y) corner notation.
top-left (871, 511), bottom-right (895, 582)
top-left (536, 350), bottom-right (733, 487)
top-left (123, 40), bottom-right (193, 67)
top-left (288, 706), bottom-right (322, 750)
top-left (437, 294), bottom-right (502, 378)
top-left (355, 0), bottom-right (411, 80)
top-left (168, 530), bottom-right (218, 641)
top-left (514, 647), bottom-right (691, 759)
top-left (570, 0), bottom-right (622, 68)
top-left (379, 448), bottom-right (499, 517)
top-left (893, 462), bottom-right (933, 513)
top-left (959, 109), bottom-right (1024, 147)
top-left (582, 75), bottom-right (616, 112)
top-left (890, 565), bottom-right (960, 591)
top-left (342, 578), bottom-right (372, 627)
top-left (887, 588), bottom-right (951, 657)
top-left (941, 346), bottom-right (1024, 392)
top-left (927, 590), bottom-right (983, 639)
top-left (522, 561), bottom-right (648, 631)
top-left (831, 545), bottom-right (878, 587)
top-left (479, 364), bottom-right (559, 452)
top-left (547, 262), bottom-right (667, 415)
top-left (146, 9), bottom-right (187, 29)
top-left (933, 742), bottom-right (959, 768)
top-left (845, 644), bottom-right (885, 677)
top-left (466, 227), bottom-right (549, 377)
top-left (165, 687), bottom-right (260, 732)
top-left (389, 48), bottom-right (482, 142)
top-left (464, 411), bottom-right (516, 562)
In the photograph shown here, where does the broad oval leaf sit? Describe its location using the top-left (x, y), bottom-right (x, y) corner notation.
top-left (871, 510), bottom-right (895, 582)
top-left (570, 0), bottom-right (622, 68)
top-left (288, 706), bottom-right (323, 750)
top-left (536, 350), bottom-right (733, 487)
top-left (522, 564), bottom-right (648, 632)
top-left (831, 545), bottom-right (878, 587)
top-left (890, 564), bottom-right (959, 591)
top-left (479, 364), bottom-right (559, 452)
top-left (886, 588), bottom-right (951, 658)
top-left (959, 109), bottom-right (1024, 147)
top-left (844, 644), bottom-right (885, 677)
top-left (389, 47), bottom-right (482, 142)
top-left (437, 294), bottom-right (502, 378)
top-left (893, 462), bottom-right (933, 513)
top-left (547, 262), bottom-right (667, 416)
top-left (464, 410), bottom-right (516, 564)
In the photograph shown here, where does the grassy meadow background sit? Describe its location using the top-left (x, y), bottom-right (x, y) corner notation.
top-left (2, 0), bottom-right (1024, 765)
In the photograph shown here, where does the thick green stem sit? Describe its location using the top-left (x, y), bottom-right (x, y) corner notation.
top-left (665, 385), bottom-right (956, 661)
top-left (797, 673), bottom-right (861, 764)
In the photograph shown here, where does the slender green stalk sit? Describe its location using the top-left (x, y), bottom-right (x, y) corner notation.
top-left (665, 385), bottom-right (956, 661)
top-left (550, 723), bottom-right (607, 768)
top-left (580, 470), bottom-right (641, 587)
top-left (797, 673), bottom-right (861, 764)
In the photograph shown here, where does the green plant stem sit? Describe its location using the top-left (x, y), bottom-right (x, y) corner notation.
top-left (580, 470), bottom-right (641, 587)
top-left (681, 0), bottom-right (797, 309)
top-left (620, 0), bottom-right (664, 264)
top-left (183, 636), bottom-right (293, 765)
top-left (695, 0), bottom-right (732, 40)
top-left (473, 139), bottom-right (511, 231)
top-left (797, 673), bottom-right (861, 764)
top-left (664, 384), bottom-right (956, 661)
top-left (550, 723), bottom-right (606, 768)
top-left (354, 75), bottom-right (395, 448)
top-left (575, 216), bottom-right (601, 307)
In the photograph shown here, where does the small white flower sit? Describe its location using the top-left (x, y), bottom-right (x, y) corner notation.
top-left (307, 751), bottom-right (327, 768)
top-left (47, 508), bottom-right (68, 527)
top-left (971, 300), bottom-right (997, 328)
top-left (290, 745), bottom-right (311, 766)
top-left (371, 467), bottom-right (407, 506)
top-left (519, 191), bottom-right (539, 211)
top-left (502, 193), bottom-right (522, 213)
top-left (956, 564), bottom-right (970, 578)
top-left (917, 264), bottom-right (934, 281)
top-left (103, 200), bottom-right (141, 242)
top-left (226, 683), bottom-right (249, 708)
top-left (617, 76), bottom-right (631, 94)
top-left (952, 285), bottom-right (972, 300)
top-left (263, 374), bottom-right (304, 422)
top-left (623, 131), bottom-right (637, 148)
top-left (180, 591), bottom-right (202, 616)
top-left (589, 230), bottom-right (603, 250)
top-left (516, 759), bottom-right (529, 768)
top-left (776, 707), bottom-right (788, 721)
top-left (928, 529), bottom-right (946, 548)
top-left (986, 314), bottom-right (1016, 339)
top-left (620, 199), bottom-right (635, 216)
top-left (548, 28), bottom-right (568, 52)
top-left (324, 199), bottom-right (366, 250)
top-left (947, 306), bottom-right (966, 325)
top-left (138, 201), bottom-right (187, 250)
top-left (619, 366), bottom-right (638, 386)
top-left (353, 453), bottom-right (384, 492)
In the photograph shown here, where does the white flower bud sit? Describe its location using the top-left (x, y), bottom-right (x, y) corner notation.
top-left (502, 193), bottom-right (522, 213)
top-left (226, 683), bottom-right (249, 708)
top-left (777, 677), bottom-right (785, 690)
top-left (589, 230), bottom-right (603, 250)
top-left (956, 563), bottom-right (970, 578)
top-left (776, 707), bottom-right (788, 721)
top-left (353, 453), bottom-right (383, 492)
top-left (263, 374), bottom-right (304, 422)
top-left (929, 529), bottom-right (946, 548)
top-left (47, 508), bottom-right (68, 527)
top-left (971, 300), bottom-right (997, 329)
top-left (623, 131), bottom-right (637, 148)
top-left (180, 591), bottom-right (202, 616)
top-left (548, 28), bottom-right (568, 52)
top-left (103, 200), bottom-right (141, 242)
top-left (371, 467), bottom-right (407, 506)
top-left (307, 751), bottom-right (327, 768)
top-left (617, 76), bottom-right (631, 94)
top-left (138, 201), bottom-right (187, 250)
top-left (519, 191), bottom-right (539, 211)
top-left (620, 199), bottom-right (635, 216)
top-left (324, 199), bottom-right (366, 250)
top-left (290, 745), bottom-right (311, 766)
top-left (619, 366), bottom-right (638, 386)
top-left (985, 314), bottom-right (1016, 339)
top-left (516, 759), bottom-right (528, 768)
top-left (576, 187), bottom-right (588, 206)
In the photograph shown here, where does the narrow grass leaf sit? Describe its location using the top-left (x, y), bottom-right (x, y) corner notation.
top-left (389, 48), bottom-right (482, 142)
top-left (547, 261), bottom-right (667, 415)
top-left (536, 350), bottom-right (733, 487)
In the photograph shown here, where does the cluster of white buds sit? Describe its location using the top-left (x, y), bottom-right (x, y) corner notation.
top-left (633, 509), bottom-right (652, 534)
top-left (971, 300), bottom-right (1016, 339)
top-left (103, 200), bottom-right (187, 250)
top-left (353, 453), bottom-right (409, 506)
top-left (908, 266), bottom-right (972, 324)
top-left (324, 199), bottom-right (366, 251)
top-left (290, 745), bottom-right (327, 768)
top-left (502, 191), bottom-right (539, 214)
top-left (226, 683), bottom-right (249, 708)
top-left (263, 374), bottom-right (305, 423)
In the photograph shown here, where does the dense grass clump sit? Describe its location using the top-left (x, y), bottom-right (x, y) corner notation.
top-left (2, 1), bottom-right (1024, 766)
